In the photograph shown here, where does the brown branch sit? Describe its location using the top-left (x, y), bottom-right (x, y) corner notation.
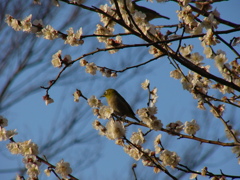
top-left (161, 128), bottom-right (240, 147)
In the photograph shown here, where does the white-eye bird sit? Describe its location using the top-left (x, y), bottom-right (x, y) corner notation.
top-left (101, 89), bottom-right (140, 122)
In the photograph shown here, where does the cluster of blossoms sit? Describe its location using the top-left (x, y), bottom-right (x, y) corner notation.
top-left (166, 119), bottom-right (200, 136)
top-left (5, 14), bottom-right (84, 46)
top-left (180, 45), bottom-right (204, 66)
top-left (7, 140), bottom-right (40, 179)
top-left (94, 23), bottom-right (118, 53)
top-left (1, 115), bottom-right (73, 179)
top-left (170, 58), bottom-right (211, 111)
top-left (5, 14), bottom-right (32, 32)
top-left (0, 116), bottom-right (40, 179)
top-left (177, 3), bottom-right (219, 35)
top-left (94, 23), bottom-right (122, 54)
top-left (203, 46), bottom-right (240, 93)
top-left (123, 133), bottom-right (180, 171)
top-left (97, 0), bottom-right (160, 47)
top-left (80, 59), bottom-right (117, 77)
top-left (5, 14), bottom-right (59, 40)
top-left (88, 95), bottom-right (118, 121)
top-left (138, 80), bottom-right (163, 130)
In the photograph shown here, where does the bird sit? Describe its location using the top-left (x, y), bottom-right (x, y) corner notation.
top-left (101, 89), bottom-right (140, 122)
top-left (132, 0), bottom-right (170, 21)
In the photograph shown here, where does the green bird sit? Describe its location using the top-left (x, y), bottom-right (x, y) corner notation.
top-left (101, 89), bottom-right (140, 122)
top-left (133, 1), bottom-right (170, 21)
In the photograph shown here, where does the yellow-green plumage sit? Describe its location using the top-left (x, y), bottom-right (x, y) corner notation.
top-left (102, 89), bottom-right (140, 122)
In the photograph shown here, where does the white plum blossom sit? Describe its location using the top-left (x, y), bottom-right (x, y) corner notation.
top-left (130, 129), bottom-right (145, 145)
top-left (188, 22), bottom-right (203, 35)
top-left (214, 53), bottom-right (228, 69)
top-left (5, 14), bottom-right (32, 32)
top-left (180, 45), bottom-right (193, 57)
top-left (44, 169), bottom-right (51, 177)
top-left (41, 25), bottom-right (58, 40)
top-left (160, 150), bottom-right (180, 168)
top-left (99, 105), bottom-right (114, 119)
top-left (51, 50), bottom-right (62, 68)
top-left (95, 24), bottom-right (113, 43)
top-left (190, 52), bottom-right (204, 65)
top-left (21, 14), bottom-right (32, 32)
top-left (88, 96), bottom-right (102, 108)
top-left (80, 59), bottom-right (88, 66)
top-left (106, 35), bottom-right (122, 54)
top-left (123, 145), bottom-right (143, 161)
top-left (55, 160), bottom-right (72, 178)
top-left (85, 62), bottom-right (98, 75)
top-left (99, 4), bottom-right (116, 28)
top-left (92, 120), bottom-right (107, 136)
top-left (0, 128), bottom-right (17, 141)
top-left (184, 119), bottom-right (200, 135)
top-left (166, 121), bottom-right (184, 133)
top-left (178, 0), bottom-right (191, 7)
top-left (18, 140), bottom-right (39, 156)
top-left (7, 140), bottom-right (39, 156)
top-left (154, 134), bottom-right (162, 154)
top-left (149, 46), bottom-right (163, 57)
top-left (106, 120), bottom-right (126, 140)
top-left (170, 69), bottom-right (182, 79)
top-left (65, 27), bottom-right (84, 46)
top-left (200, 29), bottom-right (220, 46)
top-left (201, 13), bottom-right (219, 30)
top-left (203, 46), bottom-right (213, 59)
top-left (141, 79), bottom-right (150, 90)
top-left (73, 89), bottom-right (81, 102)
top-left (150, 87), bottom-right (158, 106)
top-left (23, 155), bottom-right (41, 167)
top-left (181, 77), bottom-right (193, 91)
top-left (149, 119), bottom-right (163, 131)
top-left (232, 146), bottom-right (240, 158)
top-left (26, 163), bottom-right (40, 179)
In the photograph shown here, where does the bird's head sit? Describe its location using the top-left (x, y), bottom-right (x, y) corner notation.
top-left (101, 89), bottom-right (116, 99)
